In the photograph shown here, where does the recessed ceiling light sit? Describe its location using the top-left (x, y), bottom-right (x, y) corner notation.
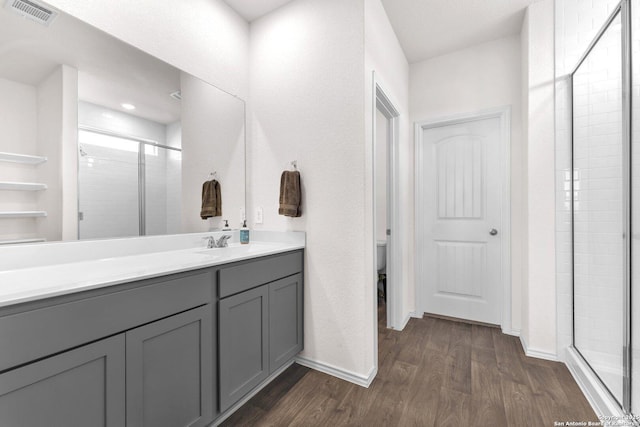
top-left (121, 103), bottom-right (136, 110)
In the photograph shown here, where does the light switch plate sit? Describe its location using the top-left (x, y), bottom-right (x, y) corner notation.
top-left (255, 207), bottom-right (263, 224)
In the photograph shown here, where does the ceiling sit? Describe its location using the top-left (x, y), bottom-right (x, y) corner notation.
top-left (0, 7), bottom-right (182, 124)
top-left (380, 0), bottom-right (542, 63)
top-left (223, 0), bottom-right (540, 64)
top-left (223, 0), bottom-right (295, 22)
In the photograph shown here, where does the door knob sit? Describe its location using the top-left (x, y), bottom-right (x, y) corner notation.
top-left (489, 228), bottom-right (498, 236)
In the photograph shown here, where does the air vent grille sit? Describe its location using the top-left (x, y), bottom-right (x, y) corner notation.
top-left (5, 0), bottom-right (58, 26)
top-left (170, 91), bottom-right (182, 101)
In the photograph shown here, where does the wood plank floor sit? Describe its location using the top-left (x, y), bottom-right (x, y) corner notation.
top-left (222, 303), bottom-right (598, 426)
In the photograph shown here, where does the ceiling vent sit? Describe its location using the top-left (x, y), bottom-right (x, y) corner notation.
top-left (170, 91), bottom-right (182, 101)
top-left (4, 0), bottom-right (58, 26)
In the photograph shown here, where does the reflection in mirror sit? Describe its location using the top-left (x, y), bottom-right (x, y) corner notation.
top-left (0, 2), bottom-right (245, 244)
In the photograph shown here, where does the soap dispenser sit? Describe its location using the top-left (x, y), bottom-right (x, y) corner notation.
top-left (240, 220), bottom-right (250, 245)
top-left (222, 219), bottom-right (231, 231)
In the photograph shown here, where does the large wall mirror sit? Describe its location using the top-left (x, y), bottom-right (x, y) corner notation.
top-left (0, 2), bottom-right (245, 244)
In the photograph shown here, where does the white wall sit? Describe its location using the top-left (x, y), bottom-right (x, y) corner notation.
top-left (36, 65), bottom-right (78, 242)
top-left (410, 36), bottom-right (524, 333)
top-left (249, 0), bottom-right (373, 381)
top-left (0, 78), bottom-right (39, 242)
top-left (364, 0), bottom-right (412, 329)
top-left (180, 73), bottom-right (245, 233)
top-left (521, 0), bottom-right (556, 356)
top-left (520, 9), bottom-right (531, 355)
top-left (44, 0), bottom-right (249, 99)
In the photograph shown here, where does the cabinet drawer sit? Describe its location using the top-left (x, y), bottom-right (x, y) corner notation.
top-left (218, 251), bottom-right (303, 298)
top-left (0, 270), bottom-right (213, 372)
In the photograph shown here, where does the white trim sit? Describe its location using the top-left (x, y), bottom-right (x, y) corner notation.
top-left (372, 75), bottom-right (402, 332)
top-left (0, 211), bottom-right (47, 218)
top-left (212, 358), bottom-right (297, 426)
top-left (295, 356), bottom-right (377, 388)
top-left (0, 181), bottom-right (47, 191)
top-left (519, 334), bottom-right (558, 362)
top-left (0, 151), bottom-right (47, 164)
top-left (414, 106), bottom-right (512, 332)
top-left (565, 347), bottom-right (625, 420)
top-left (396, 311), bottom-right (420, 331)
top-left (502, 327), bottom-right (521, 337)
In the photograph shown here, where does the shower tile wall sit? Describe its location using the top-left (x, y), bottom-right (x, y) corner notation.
top-left (78, 143), bottom-right (139, 239)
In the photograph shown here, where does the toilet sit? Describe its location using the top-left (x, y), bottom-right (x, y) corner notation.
top-left (376, 240), bottom-right (386, 273)
top-left (376, 240), bottom-right (387, 301)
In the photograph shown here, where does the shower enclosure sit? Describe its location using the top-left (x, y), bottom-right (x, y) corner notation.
top-left (78, 128), bottom-right (182, 240)
top-left (570, 0), bottom-right (640, 414)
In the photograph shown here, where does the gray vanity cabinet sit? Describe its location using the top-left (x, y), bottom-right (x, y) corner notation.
top-left (126, 305), bottom-right (213, 427)
top-left (269, 273), bottom-right (303, 372)
top-left (218, 285), bottom-right (269, 412)
top-left (0, 334), bottom-right (126, 427)
top-left (0, 268), bottom-right (214, 427)
top-left (217, 250), bottom-right (304, 414)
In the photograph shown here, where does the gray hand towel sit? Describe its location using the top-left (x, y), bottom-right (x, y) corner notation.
top-left (278, 171), bottom-right (301, 217)
top-left (200, 179), bottom-right (222, 219)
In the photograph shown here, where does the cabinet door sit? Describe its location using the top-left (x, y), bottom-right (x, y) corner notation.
top-left (0, 335), bottom-right (125, 427)
top-left (126, 305), bottom-right (213, 427)
top-left (269, 273), bottom-right (304, 372)
top-left (219, 285), bottom-right (269, 412)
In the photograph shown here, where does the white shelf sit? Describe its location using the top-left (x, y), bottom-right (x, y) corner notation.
top-left (0, 152), bottom-right (47, 165)
top-left (0, 238), bottom-right (46, 245)
top-left (0, 181), bottom-right (47, 191)
top-left (0, 211), bottom-right (47, 218)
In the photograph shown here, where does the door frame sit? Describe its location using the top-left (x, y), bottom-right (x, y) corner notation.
top-left (372, 74), bottom-right (402, 331)
top-left (414, 106), bottom-right (512, 332)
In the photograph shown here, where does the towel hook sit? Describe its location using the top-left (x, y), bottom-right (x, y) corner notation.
top-left (208, 171), bottom-right (217, 180)
top-left (290, 161), bottom-right (297, 170)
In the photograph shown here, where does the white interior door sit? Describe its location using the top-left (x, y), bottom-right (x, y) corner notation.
top-left (418, 115), bottom-right (503, 325)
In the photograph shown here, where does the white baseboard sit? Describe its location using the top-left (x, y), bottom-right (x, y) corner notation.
top-left (502, 326), bottom-right (521, 337)
top-left (398, 311), bottom-right (418, 330)
top-left (295, 356), bottom-right (377, 388)
top-left (519, 334), bottom-right (558, 362)
top-left (565, 347), bottom-right (624, 419)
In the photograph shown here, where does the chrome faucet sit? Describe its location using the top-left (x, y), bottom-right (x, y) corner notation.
top-left (215, 235), bottom-right (232, 248)
top-left (204, 235), bottom-right (232, 248)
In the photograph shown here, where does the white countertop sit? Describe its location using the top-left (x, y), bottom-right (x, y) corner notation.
top-left (0, 234), bottom-right (304, 308)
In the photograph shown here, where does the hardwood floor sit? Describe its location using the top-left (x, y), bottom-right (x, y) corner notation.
top-left (222, 303), bottom-right (598, 426)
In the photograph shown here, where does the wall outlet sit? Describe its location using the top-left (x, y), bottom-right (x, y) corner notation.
top-left (255, 207), bottom-right (263, 224)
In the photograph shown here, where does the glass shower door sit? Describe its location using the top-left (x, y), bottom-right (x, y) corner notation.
top-left (572, 11), bottom-right (624, 404)
top-left (78, 130), bottom-right (140, 239)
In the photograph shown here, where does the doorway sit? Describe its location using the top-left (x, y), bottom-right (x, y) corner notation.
top-left (373, 80), bottom-right (400, 330)
top-left (415, 108), bottom-right (511, 327)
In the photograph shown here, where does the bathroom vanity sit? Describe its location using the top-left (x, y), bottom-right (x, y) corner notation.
top-left (0, 232), bottom-right (304, 427)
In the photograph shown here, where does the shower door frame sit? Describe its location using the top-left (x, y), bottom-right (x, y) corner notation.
top-left (569, 0), bottom-right (633, 412)
top-left (77, 125), bottom-right (182, 239)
